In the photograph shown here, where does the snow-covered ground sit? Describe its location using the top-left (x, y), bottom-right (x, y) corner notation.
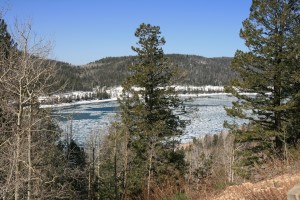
top-left (106, 85), bottom-right (225, 98)
top-left (39, 85), bottom-right (225, 107)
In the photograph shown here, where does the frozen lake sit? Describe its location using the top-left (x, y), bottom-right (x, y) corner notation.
top-left (52, 94), bottom-right (245, 144)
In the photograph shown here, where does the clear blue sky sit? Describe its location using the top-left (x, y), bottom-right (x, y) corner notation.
top-left (1, 0), bottom-right (252, 65)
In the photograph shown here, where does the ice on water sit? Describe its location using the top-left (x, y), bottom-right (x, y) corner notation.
top-left (52, 95), bottom-right (245, 145)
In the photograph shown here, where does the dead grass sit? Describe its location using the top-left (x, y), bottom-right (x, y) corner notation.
top-left (185, 155), bottom-right (300, 200)
top-left (212, 172), bottom-right (300, 200)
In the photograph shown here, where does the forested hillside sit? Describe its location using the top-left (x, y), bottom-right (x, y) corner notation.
top-left (168, 54), bottom-right (233, 85)
top-left (56, 54), bottom-right (233, 92)
top-left (1, 0), bottom-right (300, 199)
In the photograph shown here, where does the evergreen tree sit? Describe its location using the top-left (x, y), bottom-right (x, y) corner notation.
top-left (0, 17), bottom-right (16, 60)
top-left (285, 0), bottom-right (300, 146)
top-left (0, 17), bottom-right (16, 122)
top-left (225, 0), bottom-right (300, 159)
top-left (119, 23), bottom-right (186, 199)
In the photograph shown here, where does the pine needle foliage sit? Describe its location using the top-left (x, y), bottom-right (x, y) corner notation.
top-left (119, 23), bottom-right (187, 198)
top-left (225, 0), bottom-right (300, 165)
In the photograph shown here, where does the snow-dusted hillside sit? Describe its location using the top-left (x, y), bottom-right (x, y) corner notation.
top-left (39, 85), bottom-right (225, 106)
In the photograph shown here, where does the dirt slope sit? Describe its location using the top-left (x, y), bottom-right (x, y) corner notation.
top-left (213, 172), bottom-right (300, 200)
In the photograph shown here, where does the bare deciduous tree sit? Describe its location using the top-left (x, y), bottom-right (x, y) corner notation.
top-left (0, 19), bottom-right (78, 200)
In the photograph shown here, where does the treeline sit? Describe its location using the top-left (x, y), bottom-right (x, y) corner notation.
top-left (168, 54), bottom-right (233, 86)
top-left (54, 62), bottom-right (88, 91)
top-left (54, 54), bottom-right (233, 92)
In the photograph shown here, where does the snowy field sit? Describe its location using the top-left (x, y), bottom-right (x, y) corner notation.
top-left (51, 94), bottom-right (245, 145)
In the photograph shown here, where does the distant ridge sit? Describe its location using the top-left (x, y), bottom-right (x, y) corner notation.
top-left (54, 54), bottom-right (234, 92)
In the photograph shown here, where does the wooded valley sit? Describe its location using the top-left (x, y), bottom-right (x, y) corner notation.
top-left (1, 0), bottom-right (300, 199)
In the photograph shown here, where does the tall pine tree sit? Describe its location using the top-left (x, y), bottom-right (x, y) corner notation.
top-left (225, 0), bottom-right (300, 158)
top-left (119, 23), bottom-right (186, 199)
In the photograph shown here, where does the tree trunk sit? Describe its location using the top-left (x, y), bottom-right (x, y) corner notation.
top-left (15, 132), bottom-right (20, 200)
top-left (15, 82), bottom-right (23, 200)
top-left (122, 129), bottom-right (129, 200)
top-left (114, 135), bottom-right (118, 200)
top-left (147, 143), bottom-right (154, 200)
top-left (27, 115), bottom-right (32, 200)
top-left (27, 97), bottom-right (33, 200)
